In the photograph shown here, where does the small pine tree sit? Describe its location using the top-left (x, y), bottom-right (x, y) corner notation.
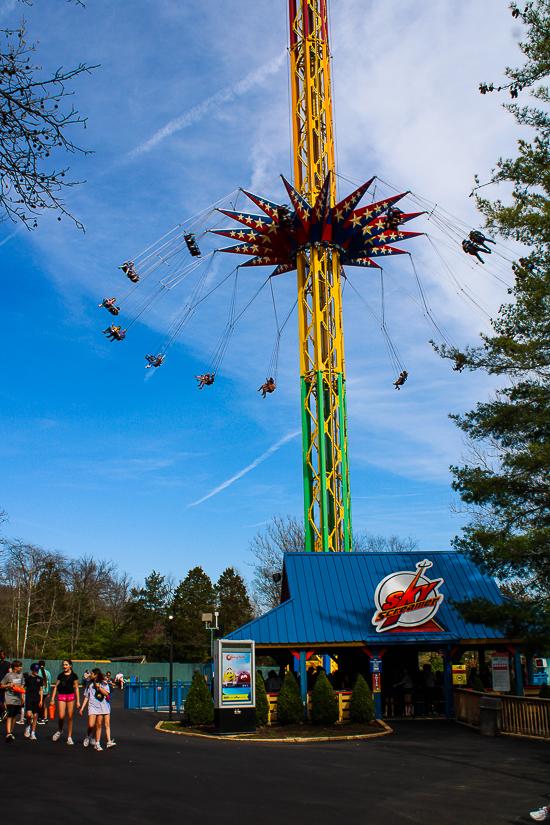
top-left (255, 671), bottom-right (269, 727)
top-left (310, 670), bottom-right (339, 725)
top-left (471, 675), bottom-right (486, 693)
top-left (349, 674), bottom-right (375, 724)
top-left (184, 671), bottom-right (214, 725)
top-left (538, 682), bottom-right (550, 699)
top-left (276, 672), bottom-right (303, 725)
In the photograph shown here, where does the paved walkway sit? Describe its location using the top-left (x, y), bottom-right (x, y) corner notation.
top-left (2, 693), bottom-right (549, 823)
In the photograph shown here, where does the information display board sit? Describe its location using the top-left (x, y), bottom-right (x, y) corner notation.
top-left (214, 639), bottom-right (255, 709)
top-left (491, 655), bottom-right (510, 692)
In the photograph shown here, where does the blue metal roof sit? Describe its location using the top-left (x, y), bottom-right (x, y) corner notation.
top-left (226, 552), bottom-right (509, 647)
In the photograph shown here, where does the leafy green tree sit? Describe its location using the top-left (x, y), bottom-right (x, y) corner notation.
top-left (171, 567), bottom-right (215, 662)
top-left (276, 671), bottom-right (303, 726)
top-left (255, 671), bottom-right (269, 727)
top-left (310, 670), bottom-right (339, 725)
top-left (184, 670), bottom-right (214, 726)
top-left (349, 674), bottom-right (375, 724)
top-left (433, 1), bottom-right (550, 653)
top-left (216, 567), bottom-right (254, 636)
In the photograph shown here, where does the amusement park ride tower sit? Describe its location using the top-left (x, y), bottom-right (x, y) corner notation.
top-left (289, 0), bottom-right (349, 554)
top-left (215, 0), bottom-right (421, 552)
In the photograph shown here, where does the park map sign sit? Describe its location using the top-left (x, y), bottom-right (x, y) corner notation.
top-left (372, 559), bottom-right (445, 634)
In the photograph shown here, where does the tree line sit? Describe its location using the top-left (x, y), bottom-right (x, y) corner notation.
top-left (0, 529), bottom-right (253, 662)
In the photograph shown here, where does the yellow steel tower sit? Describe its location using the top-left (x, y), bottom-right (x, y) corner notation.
top-left (214, 1), bottom-right (422, 552)
top-left (289, 0), bottom-right (350, 552)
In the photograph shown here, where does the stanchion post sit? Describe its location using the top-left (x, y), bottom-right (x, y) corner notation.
top-left (169, 615), bottom-right (174, 720)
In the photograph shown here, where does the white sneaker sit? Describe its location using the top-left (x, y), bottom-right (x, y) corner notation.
top-left (24, 726), bottom-right (31, 738)
top-left (530, 809), bottom-right (549, 821)
top-left (67, 737), bottom-right (74, 745)
top-left (94, 742), bottom-right (103, 751)
top-left (30, 732), bottom-right (37, 740)
top-left (83, 737), bottom-right (90, 748)
top-left (106, 739), bottom-right (116, 748)
top-left (90, 737), bottom-right (96, 746)
top-left (52, 731), bottom-right (61, 741)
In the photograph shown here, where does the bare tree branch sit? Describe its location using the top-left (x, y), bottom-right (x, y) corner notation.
top-left (0, 13), bottom-right (97, 230)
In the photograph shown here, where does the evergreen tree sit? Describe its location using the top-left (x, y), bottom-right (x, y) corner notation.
top-left (538, 681), bottom-right (550, 698)
top-left (310, 670), bottom-right (339, 725)
top-left (255, 671), bottom-right (269, 727)
top-left (276, 671), bottom-right (303, 725)
top-left (433, 1), bottom-right (550, 653)
top-left (471, 676), bottom-right (486, 694)
top-left (349, 675), bottom-right (375, 724)
top-left (184, 670), bottom-right (214, 726)
top-left (216, 567), bottom-right (254, 636)
top-left (126, 571), bottom-right (172, 660)
top-left (171, 567), bottom-right (215, 662)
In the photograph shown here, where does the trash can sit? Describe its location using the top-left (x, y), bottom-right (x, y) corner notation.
top-left (479, 695), bottom-right (502, 736)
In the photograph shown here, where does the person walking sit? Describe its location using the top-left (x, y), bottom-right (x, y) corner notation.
top-left (1, 659), bottom-right (24, 741)
top-left (0, 651), bottom-right (11, 722)
top-left (79, 668), bottom-right (115, 751)
top-left (50, 659), bottom-right (80, 745)
top-left (24, 664), bottom-right (43, 740)
top-left (38, 660), bottom-right (51, 724)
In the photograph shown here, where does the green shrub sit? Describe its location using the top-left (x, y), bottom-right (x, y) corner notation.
top-left (349, 674), bottom-right (375, 724)
top-left (538, 682), bottom-right (550, 699)
top-left (471, 676), bottom-right (486, 693)
top-left (310, 670), bottom-right (339, 725)
top-left (508, 677), bottom-right (519, 696)
top-left (184, 671), bottom-right (214, 725)
top-left (277, 671), bottom-right (303, 725)
top-left (255, 670), bottom-right (269, 727)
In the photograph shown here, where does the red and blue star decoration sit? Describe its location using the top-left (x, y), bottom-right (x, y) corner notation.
top-left (211, 172), bottom-right (423, 275)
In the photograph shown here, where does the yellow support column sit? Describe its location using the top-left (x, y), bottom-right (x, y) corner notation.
top-left (289, 0), bottom-right (351, 552)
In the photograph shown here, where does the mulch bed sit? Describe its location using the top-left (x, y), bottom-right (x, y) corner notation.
top-left (159, 720), bottom-right (387, 740)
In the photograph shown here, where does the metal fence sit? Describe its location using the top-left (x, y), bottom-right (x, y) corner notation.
top-left (454, 688), bottom-right (550, 739)
top-left (124, 680), bottom-right (212, 712)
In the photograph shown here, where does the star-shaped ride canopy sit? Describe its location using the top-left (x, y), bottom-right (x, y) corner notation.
top-left (211, 173), bottom-right (423, 275)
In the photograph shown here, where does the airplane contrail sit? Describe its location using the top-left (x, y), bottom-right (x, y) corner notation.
top-left (189, 429), bottom-right (300, 507)
top-left (124, 50), bottom-right (287, 162)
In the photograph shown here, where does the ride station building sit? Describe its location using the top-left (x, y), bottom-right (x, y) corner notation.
top-left (225, 551), bottom-right (523, 718)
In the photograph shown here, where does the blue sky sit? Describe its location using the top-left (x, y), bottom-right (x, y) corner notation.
top-left (0, 0), bottom-right (528, 589)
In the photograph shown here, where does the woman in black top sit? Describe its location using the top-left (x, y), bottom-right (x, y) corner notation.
top-left (50, 659), bottom-right (80, 744)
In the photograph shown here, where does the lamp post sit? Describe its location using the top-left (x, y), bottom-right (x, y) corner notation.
top-left (168, 614), bottom-right (174, 721)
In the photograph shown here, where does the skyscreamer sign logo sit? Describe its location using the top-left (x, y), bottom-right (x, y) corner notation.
top-left (372, 559), bottom-right (445, 634)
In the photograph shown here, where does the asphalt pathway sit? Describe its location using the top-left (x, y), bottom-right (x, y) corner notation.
top-left (1, 693), bottom-right (549, 824)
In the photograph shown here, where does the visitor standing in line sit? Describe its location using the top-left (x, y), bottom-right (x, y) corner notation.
top-left (1, 659), bottom-right (24, 742)
top-left (38, 660), bottom-right (51, 724)
top-left (50, 659), bottom-right (80, 745)
top-left (24, 664), bottom-right (43, 740)
top-left (79, 668), bottom-right (116, 751)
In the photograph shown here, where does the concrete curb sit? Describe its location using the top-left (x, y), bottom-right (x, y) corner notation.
top-left (155, 718), bottom-right (393, 742)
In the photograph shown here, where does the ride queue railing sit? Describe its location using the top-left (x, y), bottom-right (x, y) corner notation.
top-left (124, 679), bottom-right (212, 712)
top-left (454, 688), bottom-right (550, 739)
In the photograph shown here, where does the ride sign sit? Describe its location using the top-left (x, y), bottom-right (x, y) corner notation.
top-left (372, 559), bottom-right (445, 634)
